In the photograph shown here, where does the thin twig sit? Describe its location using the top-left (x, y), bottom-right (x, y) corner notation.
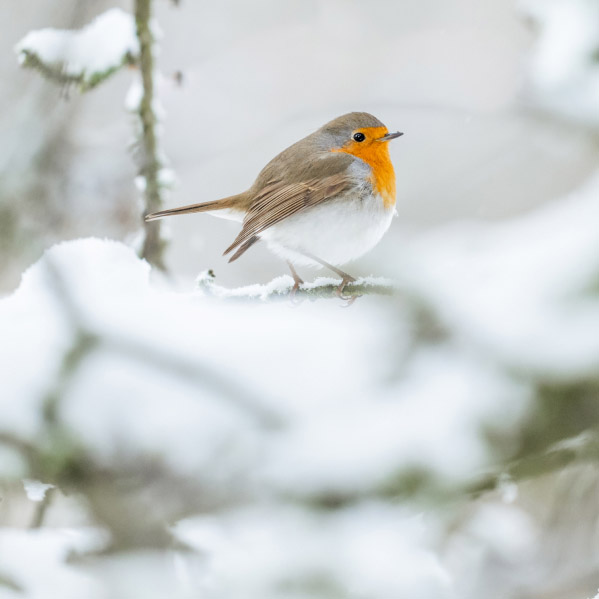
top-left (0, 433), bottom-right (37, 462)
top-left (469, 430), bottom-right (599, 496)
top-left (29, 487), bottom-right (55, 529)
top-left (195, 273), bottom-right (397, 302)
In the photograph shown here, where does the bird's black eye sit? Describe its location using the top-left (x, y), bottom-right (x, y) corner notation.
top-left (353, 132), bottom-right (366, 142)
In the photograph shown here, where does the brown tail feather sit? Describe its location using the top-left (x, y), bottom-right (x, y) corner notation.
top-left (144, 194), bottom-right (244, 222)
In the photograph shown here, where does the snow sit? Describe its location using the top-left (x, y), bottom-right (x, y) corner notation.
top-left (497, 473), bottom-right (518, 504)
top-left (4, 0), bottom-right (599, 595)
top-left (125, 77), bottom-right (144, 112)
top-left (173, 504), bottom-right (452, 599)
top-left (398, 171), bottom-right (599, 378)
top-left (0, 528), bottom-right (106, 598)
top-left (1, 171), bottom-right (599, 597)
top-left (22, 479), bottom-right (55, 502)
top-left (196, 271), bottom-right (395, 300)
top-left (263, 346), bottom-right (529, 497)
top-left (520, 0), bottom-right (599, 126)
top-left (15, 9), bottom-right (138, 86)
top-left (0, 236), bottom-right (525, 491)
top-left (0, 236), bottom-right (530, 596)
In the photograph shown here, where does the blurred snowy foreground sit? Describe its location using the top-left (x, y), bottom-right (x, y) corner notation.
top-left (1, 172), bottom-right (599, 598)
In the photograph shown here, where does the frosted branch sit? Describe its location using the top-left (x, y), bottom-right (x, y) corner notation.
top-left (15, 5), bottom-right (171, 269)
top-left (195, 271), bottom-right (397, 301)
top-left (15, 9), bottom-right (138, 92)
top-left (471, 428), bottom-right (599, 496)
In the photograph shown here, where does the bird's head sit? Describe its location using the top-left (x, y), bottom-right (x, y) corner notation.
top-left (318, 112), bottom-right (403, 156)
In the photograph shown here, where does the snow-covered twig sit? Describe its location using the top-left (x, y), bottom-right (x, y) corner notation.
top-left (471, 428), bottom-right (599, 496)
top-left (15, 6), bottom-right (170, 271)
top-left (195, 271), bottom-right (397, 301)
top-left (15, 9), bottom-right (138, 92)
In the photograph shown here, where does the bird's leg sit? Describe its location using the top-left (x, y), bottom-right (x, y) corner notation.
top-left (302, 252), bottom-right (357, 300)
top-left (287, 261), bottom-right (304, 298)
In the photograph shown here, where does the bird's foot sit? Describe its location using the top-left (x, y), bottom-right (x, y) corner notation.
top-left (336, 275), bottom-right (357, 303)
top-left (289, 273), bottom-right (305, 304)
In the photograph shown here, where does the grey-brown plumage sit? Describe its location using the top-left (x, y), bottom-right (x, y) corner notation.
top-left (223, 161), bottom-right (353, 261)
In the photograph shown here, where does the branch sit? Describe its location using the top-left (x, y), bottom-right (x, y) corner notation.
top-left (195, 271), bottom-right (397, 301)
top-left (29, 486), bottom-right (56, 529)
top-left (0, 572), bottom-right (22, 594)
top-left (135, 0), bottom-right (168, 270)
top-left (15, 9), bottom-right (138, 92)
top-left (0, 432), bottom-right (37, 463)
top-left (15, 6), bottom-right (170, 269)
top-left (469, 429), bottom-right (599, 496)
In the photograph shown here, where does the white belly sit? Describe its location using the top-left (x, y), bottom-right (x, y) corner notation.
top-left (258, 190), bottom-right (395, 267)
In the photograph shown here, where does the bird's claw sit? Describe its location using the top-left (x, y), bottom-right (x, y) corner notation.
top-left (336, 276), bottom-right (358, 305)
top-left (289, 280), bottom-right (305, 305)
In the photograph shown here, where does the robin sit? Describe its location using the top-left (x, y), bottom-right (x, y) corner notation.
top-left (145, 112), bottom-right (403, 297)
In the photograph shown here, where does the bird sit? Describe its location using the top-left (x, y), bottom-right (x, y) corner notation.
top-left (145, 112), bottom-right (403, 297)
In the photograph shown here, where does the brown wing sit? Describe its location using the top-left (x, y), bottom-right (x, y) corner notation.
top-left (224, 172), bottom-right (352, 262)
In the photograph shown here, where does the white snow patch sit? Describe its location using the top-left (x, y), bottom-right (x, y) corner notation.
top-left (22, 479), bottom-right (55, 502)
top-left (0, 528), bottom-right (107, 598)
top-left (263, 345), bottom-right (529, 496)
top-left (134, 175), bottom-right (147, 192)
top-left (399, 171), bottom-right (599, 378)
top-left (174, 504), bottom-right (452, 599)
top-left (520, 0), bottom-right (599, 125)
top-left (15, 9), bottom-right (138, 84)
top-left (125, 76), bottom-right (144, 111)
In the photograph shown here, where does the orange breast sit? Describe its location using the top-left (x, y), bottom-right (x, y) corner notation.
top-left (333, 126), bottom-right (396, 209)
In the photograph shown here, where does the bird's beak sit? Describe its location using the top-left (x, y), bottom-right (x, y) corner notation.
top-left (377, 131), bottom-right (403, 142)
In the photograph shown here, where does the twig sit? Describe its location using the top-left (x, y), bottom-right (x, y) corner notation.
top-left (469, 430), bottom-right (599, 496)
top-left (135, 0), bottom-right (167, 269)
top-left (29, 487), bottom-right (56, 529)
top-left (0, 433), bottom-right (37, 463)
top-left (0, 572), bottom-right (22, 593)
top-left (195, 272), bottom-right (397, 301)
top-left (18, 51), bottom-right (84, 89)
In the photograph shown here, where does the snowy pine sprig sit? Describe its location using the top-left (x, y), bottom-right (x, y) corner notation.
top-left (15, 9), bottom-right (138, 92)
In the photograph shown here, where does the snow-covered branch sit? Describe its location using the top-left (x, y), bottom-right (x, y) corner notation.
top-left (195, 271), bottom-right (397, 301)
top-left (15, 5), bottom-right (171, 271)
top-left (471, 428), bottom-right (599, 497)
top-left (1, 159), bottom-right (599, 592)
top-left (15, 9), bottom-right (138, 92)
